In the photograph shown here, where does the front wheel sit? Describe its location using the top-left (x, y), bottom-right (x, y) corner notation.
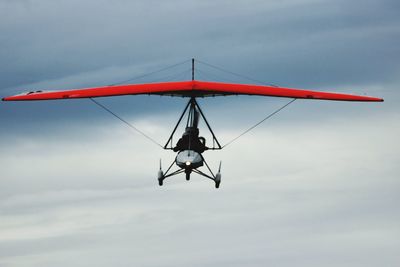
top-left (186, 172), bottom-right (190, 181)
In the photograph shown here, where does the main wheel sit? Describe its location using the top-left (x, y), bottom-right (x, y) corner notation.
top-left (215, 181), bottom-right (220, 189)
top-left (158, 179), bottom-right (163, 186)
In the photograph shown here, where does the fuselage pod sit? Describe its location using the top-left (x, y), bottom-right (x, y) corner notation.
top-left (175, 150), bottom-right (204, 169)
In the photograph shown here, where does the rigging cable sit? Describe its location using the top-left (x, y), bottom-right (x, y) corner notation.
top-left (195, 68), bottom-right (239, 83)
top-left (89, 98), bottom-right (163, 148)
top-left (89, 60), bottom-right (192, 148)
top-left (151, 68), bottom-right (192, 83)
top-left (196, 59), bottom-right (295, 149)
top-left (196, 59), bottom-right (278, 87)
top-left (108, 59), bottom-right (190, 86)
top-left (222, 98), bottom-right (296, 148)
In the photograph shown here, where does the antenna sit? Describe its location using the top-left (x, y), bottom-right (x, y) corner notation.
top-left (192, 58), bottom-right (195, 81)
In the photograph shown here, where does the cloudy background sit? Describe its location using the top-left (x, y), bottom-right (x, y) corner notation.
top-left (0, 0), bottom-right (399, 266)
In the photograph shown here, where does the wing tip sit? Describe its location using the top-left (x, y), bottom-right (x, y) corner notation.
top-left (2, 96), bottom-right (19, 101)
top-left (370, 97), bottom-right (384, 102)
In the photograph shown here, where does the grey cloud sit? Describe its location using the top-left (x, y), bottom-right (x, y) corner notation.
top-left (0, 0), bottom-right (399, 91)
top-left (0, 0), bottom-right (399, 266)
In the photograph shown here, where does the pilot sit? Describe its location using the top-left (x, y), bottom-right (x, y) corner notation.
top-left (173, 127), bottom-right (208, 153)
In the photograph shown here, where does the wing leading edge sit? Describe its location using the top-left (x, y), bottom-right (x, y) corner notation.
top-left (2, 80), bottom-right (383, 102)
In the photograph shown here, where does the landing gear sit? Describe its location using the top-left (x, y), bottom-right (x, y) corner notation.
top-left (157, 158), bottom-right (222, 188)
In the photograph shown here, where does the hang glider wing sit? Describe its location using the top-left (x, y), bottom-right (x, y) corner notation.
top-left (2, 80), bottom-right (383, 102)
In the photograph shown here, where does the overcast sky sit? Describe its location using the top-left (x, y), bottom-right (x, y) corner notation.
top-left (0, 0), bottom-right (399, 266)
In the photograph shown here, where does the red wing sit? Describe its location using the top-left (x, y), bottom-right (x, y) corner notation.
top-left (2, 81), bottom-right (193, 101)
top-left (2, 80), bottom-right (383, 102)
top-left (195, 81), bottom-right (384, 101)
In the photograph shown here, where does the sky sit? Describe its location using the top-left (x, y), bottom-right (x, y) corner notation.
top-left (0, 0), bottom-right (399, 266)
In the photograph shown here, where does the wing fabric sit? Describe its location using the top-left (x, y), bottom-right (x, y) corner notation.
top-left (2, 81), bottom-right (194, 101)
top-left (2, 80), bottom-right (383, 102)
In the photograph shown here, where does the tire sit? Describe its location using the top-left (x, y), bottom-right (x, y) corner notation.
top-left (158, 179), bottom-right (163, 186)
top-left (186, 172), bottom-right (190, 181)
top-left (215, 181), bottom-right (220, 189)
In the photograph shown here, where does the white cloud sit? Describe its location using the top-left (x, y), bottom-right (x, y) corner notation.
top-left (0, 103), bottom-right (398, 266)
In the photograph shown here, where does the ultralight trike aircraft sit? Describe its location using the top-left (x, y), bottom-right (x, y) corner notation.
top-left (2, 59), bottom-right (383, 188)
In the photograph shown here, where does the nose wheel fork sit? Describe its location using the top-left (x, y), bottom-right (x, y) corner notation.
top-left (185, 170), bottom-right (191, 181)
